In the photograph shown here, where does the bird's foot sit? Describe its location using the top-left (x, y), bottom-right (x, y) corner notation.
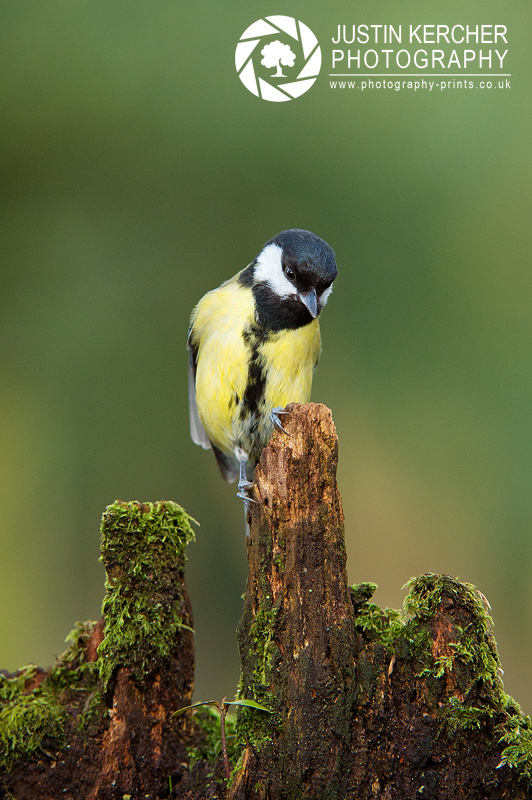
top-left (237, 479), bottom-right (258, 507)
top-left (270, 406), bottom-right (290, 435)
top-left (235, 453), bottom-right (257, 508)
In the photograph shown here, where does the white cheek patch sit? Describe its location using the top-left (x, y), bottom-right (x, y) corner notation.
top-left (319, 284), bottom-right (333, 307)
top-left (254, 243), bottom-right (296, 298)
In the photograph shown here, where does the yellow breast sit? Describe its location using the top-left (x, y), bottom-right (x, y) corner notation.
top-left (259, 322), bottom-right (321, 411)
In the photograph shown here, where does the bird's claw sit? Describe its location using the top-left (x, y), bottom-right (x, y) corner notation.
top-left (237, 492), bottom-right (258, 509)
top-left (270, 406), bottom-right (290, 435)
top-left (237, 480), bottom-right (258, 507)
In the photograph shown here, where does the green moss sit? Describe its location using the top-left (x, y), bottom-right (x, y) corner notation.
top-left (350, 583), bottom-right (404, 649)
top-left (0, 620), bottom-right (105, 771)
top-left (50, 620), bottom-right (100, 690)
top-left (0, 691), bottom-right (66, 770)
top-left (76, 690), bottom-right (104, 735)
top-left (235, 588), bottom-right (281, 754)
top-left (0, 666), bottom-right (37, 704)
top-left (52, 621), bottom-right (105, 737)
top-left (351, 575), bottom-right (508, 713)
top-left (349, 582), bottom-right (378, 609)
top-left (243, 574), bottom-right (281, 703)
top-left (0, 501), bottom-right (199, 773)
top-left (348, 574), bottom-right (532, 786)
top-left (353, 601), bottom-right (404, 647)
top-left (404, 574), bottom-right (494, 634)
top-left (273, 553), bottom-right (284, 574)
top-left (498, 713), bottom-right (532, 779)
top-left (97, 500), bottom-right (196, 686)
top-left (250, 603), bottom-right (278, 691)
top-left (440, 695), bottom-right (496, 736)
top-left (402, 576), bottom-right (501, 727)
top-left (402, 575), bottom-right (502, 689)
top-left (401, 575), bottom-right (532, 786)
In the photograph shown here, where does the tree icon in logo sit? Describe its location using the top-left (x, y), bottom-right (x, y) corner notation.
top-left (235, 16), bottom-right (321, 102)
top-left (261, 40), bottom-right (296, 78)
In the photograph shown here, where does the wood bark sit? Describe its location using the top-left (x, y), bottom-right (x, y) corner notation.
top-left (230, 402), bottom-right (356, 798)
top-left (229, 402), bottom-right (530, 800)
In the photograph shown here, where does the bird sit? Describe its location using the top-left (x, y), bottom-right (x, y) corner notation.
top-left (187, 228), bottom-right (338, 502)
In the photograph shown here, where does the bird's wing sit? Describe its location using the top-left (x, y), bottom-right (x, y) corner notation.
top-left (211, 444), bottom-right (239, 484)
top-left (187, 328), bottom-right (239, 482)
top-left (187, 328), bottom-right (211, 450)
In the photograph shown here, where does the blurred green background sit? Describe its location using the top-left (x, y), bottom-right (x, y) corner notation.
top-left (1, 0), bottom-right (531, 709)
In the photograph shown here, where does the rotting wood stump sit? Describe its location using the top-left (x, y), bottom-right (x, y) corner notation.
top-left (1, 404), bottom-right (532, 800)
top-left (230, 402), bottom-right (356, 799)
top-left (0, 501), bottom-right (211, 800)
top-left (229, 402), bottom-right (532, 800)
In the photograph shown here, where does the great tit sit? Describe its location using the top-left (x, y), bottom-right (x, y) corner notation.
top-left (187, 228), bottom-right (338, 499)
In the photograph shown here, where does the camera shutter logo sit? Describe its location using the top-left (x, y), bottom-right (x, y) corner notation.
top-left (235, 16), bottom-right (322, 101)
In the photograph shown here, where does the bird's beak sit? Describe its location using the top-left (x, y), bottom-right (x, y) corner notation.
top-left (299, 288), bottom-right (318, 318)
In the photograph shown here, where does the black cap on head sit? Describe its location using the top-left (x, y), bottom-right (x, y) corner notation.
top-left (268, 229), bottom-right (338, 292)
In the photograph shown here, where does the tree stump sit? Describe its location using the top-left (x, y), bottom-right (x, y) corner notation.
top-left (0, 500), bottom-right (202, 800)
top-left (229, 402), bottom-right (532, 800)
top-left (230, 402), bottom-right (356, 798)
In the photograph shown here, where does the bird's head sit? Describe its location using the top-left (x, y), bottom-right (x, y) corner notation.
top-left (247, 229), bottom-right (338, 331)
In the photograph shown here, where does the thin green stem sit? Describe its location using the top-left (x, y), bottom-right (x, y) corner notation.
top-left (220, 697), bottom-right (231, 781)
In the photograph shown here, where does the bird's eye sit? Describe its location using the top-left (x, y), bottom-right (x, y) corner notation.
top-left (284, 266), bottom-right (296, 281)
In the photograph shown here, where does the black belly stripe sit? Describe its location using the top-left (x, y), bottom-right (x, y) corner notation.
top-left (240, 325), bottom-right (268, 420)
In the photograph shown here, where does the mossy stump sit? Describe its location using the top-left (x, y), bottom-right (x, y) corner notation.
top-left (0, 500), bottom-right (200, 800)
top-left (229, 402), bottom-right (532, 800)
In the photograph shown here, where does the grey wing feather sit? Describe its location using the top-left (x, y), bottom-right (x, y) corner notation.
top-left (211, 444), bottom-right (239, 484)
top-left (187, 330), bottom-right (211, 450)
